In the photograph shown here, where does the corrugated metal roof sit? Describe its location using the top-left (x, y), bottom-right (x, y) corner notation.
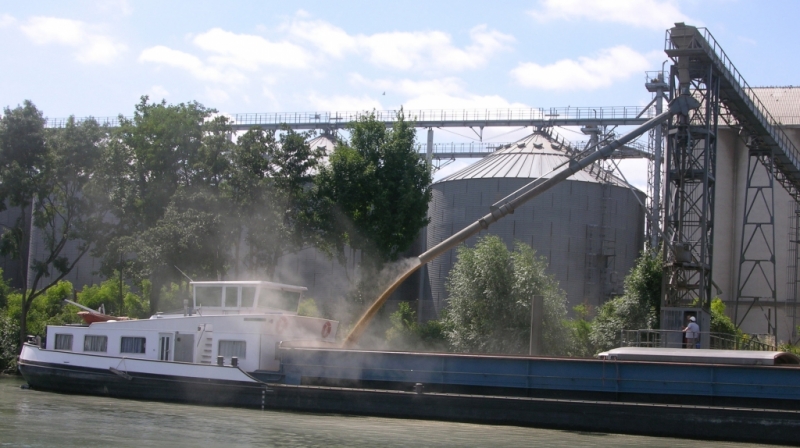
top-left (751, 86), bottom-right (800, 125)
top-left (436, 132), bottom-right (629, 187)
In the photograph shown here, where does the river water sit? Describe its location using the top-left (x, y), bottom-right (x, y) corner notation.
top-left (0, 376), bottom-right (777, 447)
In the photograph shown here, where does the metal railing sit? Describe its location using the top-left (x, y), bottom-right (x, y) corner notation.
top-left (666, 26), bottom-right (800, 194)
top-left (620, 329), bottom-right (776, 351)
top-left (44, 106), bottom-right (655, 129)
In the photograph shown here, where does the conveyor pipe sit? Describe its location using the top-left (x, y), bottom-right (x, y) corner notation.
top-left (342, 95), bottom-right (698, 347)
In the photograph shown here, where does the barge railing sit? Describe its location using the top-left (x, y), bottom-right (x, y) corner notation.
top-left (620, 329), bottom-right (776, 351)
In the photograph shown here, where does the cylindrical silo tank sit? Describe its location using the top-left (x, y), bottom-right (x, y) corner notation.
top-left (421, 131), bottom-right (646, 321)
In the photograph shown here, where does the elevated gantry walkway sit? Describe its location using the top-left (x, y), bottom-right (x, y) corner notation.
top-left (666, 24), bottom-right (800, 199)
top-left (46, 106), bottom-right (653, 131)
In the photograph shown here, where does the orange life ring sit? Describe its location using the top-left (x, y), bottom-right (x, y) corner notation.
top-left (276, 316), bottom-right (289, 335)
top-left (321, 321), bottom-right (332, 338)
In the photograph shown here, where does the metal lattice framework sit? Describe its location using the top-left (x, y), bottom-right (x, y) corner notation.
top-left (662, 62), bottom-right (720, 309)
top-left (735, 149), bottom-right (777, 335)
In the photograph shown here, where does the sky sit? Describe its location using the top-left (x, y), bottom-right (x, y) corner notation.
top-left (1, 0), bottom-right (798, 187)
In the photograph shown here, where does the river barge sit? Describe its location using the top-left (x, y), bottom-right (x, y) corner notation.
top-left (18, 283), bottom-right (800, 445)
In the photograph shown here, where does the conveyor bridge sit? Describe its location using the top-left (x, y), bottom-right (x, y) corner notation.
top-left (666, 25), bottom-right (800, 199)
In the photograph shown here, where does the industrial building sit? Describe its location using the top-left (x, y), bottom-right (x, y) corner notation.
top-left (419, 130), bottom-right (646, 320)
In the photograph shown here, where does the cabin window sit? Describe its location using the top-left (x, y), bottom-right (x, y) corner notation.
top-left (195, 286), bottom-right (222, 307)
top-left (223, 287), bottom-right (238, 307)
top-left (240, 287), bottom-right (256, 308)
top-left (121, 337), bottom-right (146, 354)
top-left (256, 289), bottom-right (301, 312)
top-left (54, 334), bottom-right (73, 351)
top-left (84, 335), bottom-right (108, 352)
top-left (218, 340), bottom-right (246, 359)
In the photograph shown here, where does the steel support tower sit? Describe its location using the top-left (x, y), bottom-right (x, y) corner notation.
top-left (662, 26), bottom-right (721, 309)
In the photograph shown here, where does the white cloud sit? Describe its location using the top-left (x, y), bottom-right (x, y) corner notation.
top-left (287, 19), bottom-right (357, 59)
top-left (139, 45), bottom-right (247, 85)
top-left (19, 16), bottom-right (126, 64)
top-left (147, 85), bottom-right (169, 99)
top-left (95, 0), bottom-right (133, 16)
top-left (204, 87), bottom-right (230, 104)
top-left (350, 74), bottom-right (529, 110)
top-left (192, 28), bottom-right (311, 70)
top-left (528, 0), bottom-right (695, 30)
top-left (290, 20), bottom-right (513, 71)
top-left (306, 93), bottom-right (383, 111)
top-left (510, 46), bottom-right (652, 90)
top-left (0, 13), bottom-right (16, 28)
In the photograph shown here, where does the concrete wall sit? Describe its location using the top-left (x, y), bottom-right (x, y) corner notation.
top-left (713, 126), bottom-right (800, 342)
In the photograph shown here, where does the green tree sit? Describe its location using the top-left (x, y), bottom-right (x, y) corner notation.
top-left (709, 297), bottom-right (738, 337)
top-left (568, 303), bottom-right (595, 357)
top-left (92, 97), bottom-right (220, 312)
top-left (315, 110), bottom-right (431, 268)
top-left (441, 235), bottom-right (571, 355)
top-left (1, 103), bottom-right (107, 347)
top-left (224, 126), bottom-right (324, 279)
top-left (589, 249), bottom-right (663, 352)
top-left (386, 301), bottom-right (448, 351)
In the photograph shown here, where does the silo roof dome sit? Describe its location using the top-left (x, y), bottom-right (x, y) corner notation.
top-left (436, 131), bottom-right (629, 188)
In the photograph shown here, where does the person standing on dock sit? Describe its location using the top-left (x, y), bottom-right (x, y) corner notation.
top-left (683, 316), bottom-right (700, 349)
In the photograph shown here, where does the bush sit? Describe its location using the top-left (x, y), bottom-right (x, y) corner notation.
top-left (77, 276), bottom-right (150, 319)
top-left (0, 312), bottom-right (20, 373)
top-left (386, 301), bottom-right (449, 351)
top-left (709, 297), bottom-right (738, 336)
top-left (297, 298), bottom-right (321, 318)
top-left (568, 303), bottom-right (595, 357)
top-left (442, 236), bottom-right (571, 355)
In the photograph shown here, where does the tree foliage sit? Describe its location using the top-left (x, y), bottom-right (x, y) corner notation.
top-left (315, 110), bottom-right (431, 267)
top-left (441, 235), bottom-right (571, 355)
top-left (385, 301), bottom-right (448, 351)
top-left (590, 249), bottom-right (662, 353)
top-left (0, 101), bottom-right (107, 346)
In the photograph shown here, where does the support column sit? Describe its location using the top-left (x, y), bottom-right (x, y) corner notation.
top-left (662, 60), bottom-right (720, 310)
top-left (734, 149), bottom-right (777, 339)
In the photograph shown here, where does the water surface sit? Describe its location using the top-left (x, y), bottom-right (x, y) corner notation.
top-left (0, 376), bottom-right (776, 447)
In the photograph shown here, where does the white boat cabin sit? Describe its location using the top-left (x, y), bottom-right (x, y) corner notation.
top-left (43, 281), bottom-right (338, 373)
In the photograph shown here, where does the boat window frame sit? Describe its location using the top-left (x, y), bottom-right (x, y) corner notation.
top-left (54, 333), bottom-right (73, 351)
top-left (194, 285), bottom-right (223, 308)
top-left (83, 335), bottom-right (108, 353)
top-left (223, 286), bottom-right (239, 308)
top-left (120, 336), bottom-right (147, 354)
top-left (218, 340), bottom-right (246, 360)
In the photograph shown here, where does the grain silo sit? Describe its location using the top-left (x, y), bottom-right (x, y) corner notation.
top-left (420, 130), bottom-right (646, 320)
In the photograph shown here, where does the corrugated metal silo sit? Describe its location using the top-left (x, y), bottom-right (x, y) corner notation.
top-left (421, 131), bottom-right (646, 320)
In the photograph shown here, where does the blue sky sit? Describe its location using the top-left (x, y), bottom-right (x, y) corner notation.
top-left (1, 0), bottom-right (797, 185)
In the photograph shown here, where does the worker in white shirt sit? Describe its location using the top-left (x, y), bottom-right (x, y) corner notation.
top-left (683, 316), bottom-right (700, 349)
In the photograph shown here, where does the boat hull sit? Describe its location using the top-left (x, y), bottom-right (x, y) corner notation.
top-left (18, 344), bottom-right (269, 408)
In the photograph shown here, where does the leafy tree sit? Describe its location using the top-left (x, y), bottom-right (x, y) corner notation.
top-left (315, 110), bottom-right (431, 268)
top-left (77, 276), bottom-right (150, 319)
top-left (441, 235), bottom-right (571, 355)
top-left (1, 102), bottom-right (107, 347)
top-left (92, 97), bottom-right (219, 312)
top-left (589, 249), bottom-right (663, 352)
top-left (709, 298), bottom-right (740, 337)
top-left (568, 303), bottom-right (595, 357)
top-left (589, 294), bottom-right (650, 353)
top-left (0, 100), bottom-right (49, 291)
top-left (386, 301), bottom-right (448, 351)
top-left (297, 298), bottom-right (321, 318)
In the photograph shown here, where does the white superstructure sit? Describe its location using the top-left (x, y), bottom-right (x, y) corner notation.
top-left (38, 280), bottom-right (338, 375)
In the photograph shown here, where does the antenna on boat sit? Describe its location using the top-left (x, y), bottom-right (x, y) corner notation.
top-left (174, 265), bottom-right (194, 283)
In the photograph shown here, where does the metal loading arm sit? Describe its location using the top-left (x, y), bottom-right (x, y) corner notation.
top-left (342, 94), bottom-right (699, 348)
